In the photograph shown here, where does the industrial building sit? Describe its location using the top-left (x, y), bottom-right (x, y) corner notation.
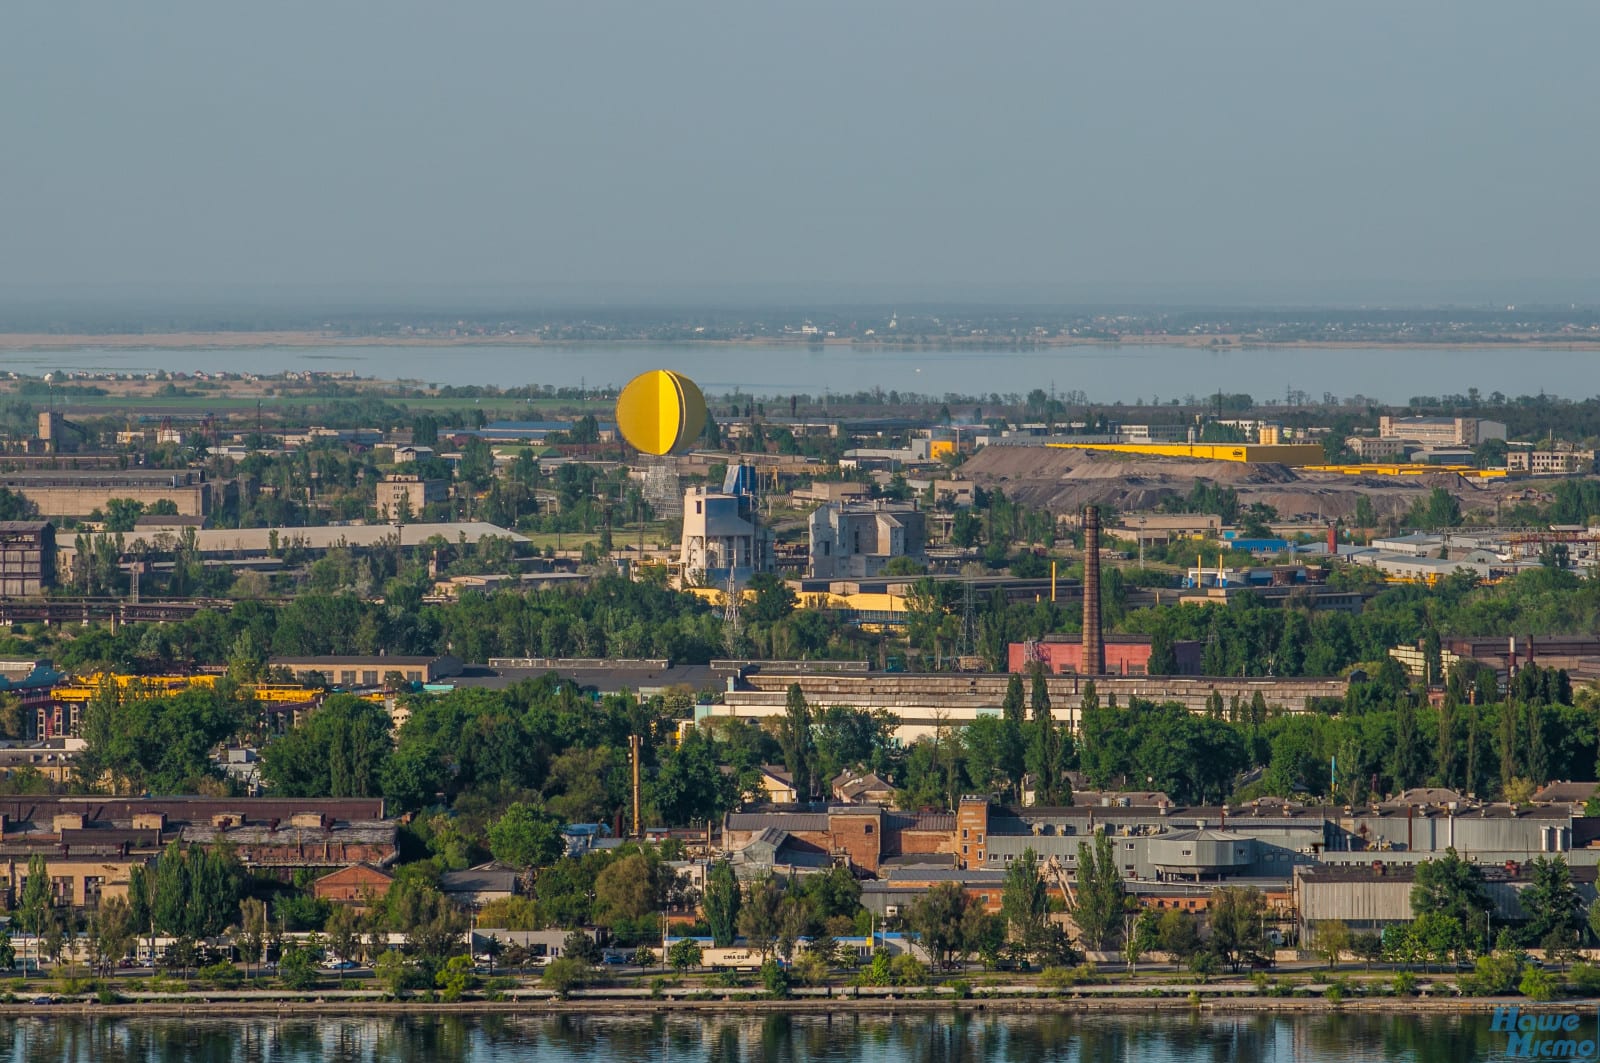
top-left (720, 789), bottom-right (1600, 936)
top-left (0, 521), bottom-right (55, 596)
top-left (1010, 633), bottom-right (1203, 676)
top-left (1507, 447), bottom-right (1597, 475)
top-left (375, 473), bottom-right (449, 519)
top-left (1344, 436), bottom-right (1409, 461)
top-left (1296, 863), bottom-right (1599, 936)
top-left (0, 796), bottom-right (393, 909)
top-left (0, 469), bottom-right (231, 519)
top-left (807, 499), bottom-right (926, 579)
top-left (270, 654), bottom-right (464, 687)
top-left (678, 467), bottom-right (774, 586)
top-left (59, 521), bottom-right (529, 573)
top-left (696, 668), bottom-right (1348, 743)
top-left (1377, 415), bottom-right (1507, 447)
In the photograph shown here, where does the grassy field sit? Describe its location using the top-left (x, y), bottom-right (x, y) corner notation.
top-left (518, 522), bottom-right (676, 551)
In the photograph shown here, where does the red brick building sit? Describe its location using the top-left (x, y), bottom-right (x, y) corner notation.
top-left (1008, 634), bottom-right (1202, 676)
top-left (722, 807), bottom-right (956, 875)
top-left (313, 863), bottom-right (394, 910)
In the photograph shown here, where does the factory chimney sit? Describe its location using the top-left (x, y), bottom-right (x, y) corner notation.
top-left (1082, 505), bottom-right (1104, 675)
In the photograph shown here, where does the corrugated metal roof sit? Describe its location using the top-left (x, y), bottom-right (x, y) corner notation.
top-left (888, 812), bottom-right (955, 831)
top-left (726, 812), bottom-right (830, 832)
top-left (879, 868), bottom-right (1007, 884)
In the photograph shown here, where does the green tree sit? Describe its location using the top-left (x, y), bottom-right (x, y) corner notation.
top-left (326, 904), bottom-right (362, 979)
top-left (261, 694), bottom-right (392, 797)
top-left (18, 853), bottom-right (51, 976)
top-left (1209, 886), bottom-right (1268, 972)
top-left (593, 852), bottom-right (671, 931)
top-left (999, 674), bottom-right (1028, 801)
top-left (239, 897), bottom-right (269, 976)
top-left (1314, 919), bottom-right (1350, 969)
top-left (374, 949), bottom-right (421, 998)
top-left (1070, 834), bottom-right (1125, 951)
top-left (1124, 909), bottom-right (1160, 973)
top-left (703, 859), bottom-right (742, 948)
top-left (908, 881), bottom-right (973, 970)
top-left (1000, 847), bottom-right (1050, 956)
top-left (746, 573), bottom-right (797, 624)
top-left (1157, 908), bottom-right (1201, 961)
top-left (1410, 848), bottom-right (1489, 953)
top-left (777, 684), bottom-right (816, 799)
top-left (1147, 630), bottom-right (1178, 675)
top-left (127, 864), bottom-right (154, 966)
top-left (279, 945), bottom-right (319, 990)
top-left (668, 938), bottom-right (703, 972)
top-left (88, 897), bottom-right (135, 976)
top-left (1522, 855), bottom-right (1582, 947)
top-left (1028, 664), bottom-right (1062, 804)
top-left (487, 802), bottom-right (564, 869)
top-left (435, 953), bottom-right (480, 1001)
top-left (656, 728), bottom-right (738, 826)
top-left (541, 956), bottom-right (589, 996)
top-left (738, 873), bottom-right (783, 961)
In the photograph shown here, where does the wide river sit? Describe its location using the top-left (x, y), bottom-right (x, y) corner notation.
top-left (0, 1011), bottom-right (1547, 1063)
top-left (7, 342), bottom-right (1599, 404)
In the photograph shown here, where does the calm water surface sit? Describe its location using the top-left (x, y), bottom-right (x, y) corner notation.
top-left (0, 1011), bottom-right (1539, 1063)
top-left (9, 342), bottom-right (1600, 404)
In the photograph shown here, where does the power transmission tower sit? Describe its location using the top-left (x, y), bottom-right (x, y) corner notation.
top-left (957, 579), bottom-right (976, 661)
top-left (722, 571), bottom-right (742, 656)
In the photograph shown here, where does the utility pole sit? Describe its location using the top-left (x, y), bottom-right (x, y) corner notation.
top-left (630, 734), bottom-right (642, 839)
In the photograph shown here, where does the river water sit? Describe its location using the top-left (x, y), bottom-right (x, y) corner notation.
top-left (8, 342), bottom-right (1599, 404)
top-left (0, 1011), bottom-right (1539, 1062)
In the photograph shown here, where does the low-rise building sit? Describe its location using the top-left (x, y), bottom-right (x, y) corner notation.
top-left (0, 738), bottom-right (82, 783)
top-left (808, 500), bottom-right (926, 579)
top-left (1295, 862), bottom-right (1599, 936)
top-left (1345, 436), bottom-right (1408, 461)
top-left (1377, 415), bottom-right (1507, 447)
top-left (0, 469), bottom-right (230, 519)
top-left (376, 474), bottom-right (448, 519)
top-left (441, 861), bottom-right (523, 909)
top-left (312, 863), bottom-right (395, 910)
top-left (791, 482), bottom-right (871, 504)
top-left (0, 797), bottom-right (393, 908)
top-left (1507, 448), bottom-right (1596, 475)
top-left (271, 655), bottom-right (463, 687)
top-left (0, 522), bottom-right (55, 596)
top-left (1009, 634), bottom-right (1203, 676)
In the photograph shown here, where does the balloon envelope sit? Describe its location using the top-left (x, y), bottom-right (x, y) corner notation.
top-left (616, 369), bottom-right (706, 455)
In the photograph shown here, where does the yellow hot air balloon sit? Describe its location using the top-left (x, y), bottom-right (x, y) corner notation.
top-left (615, 369), bottom-right (707, 455)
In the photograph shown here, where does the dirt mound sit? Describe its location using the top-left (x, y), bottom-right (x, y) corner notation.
top-left (960, 445), bottom-right (1509, 519)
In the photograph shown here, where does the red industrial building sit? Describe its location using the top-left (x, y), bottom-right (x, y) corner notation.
top-left (1008, 633), bottom-right (1203, 676)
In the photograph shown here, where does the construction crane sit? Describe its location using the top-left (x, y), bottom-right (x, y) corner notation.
top-left (1041, 853), bottom-right (1084, 945)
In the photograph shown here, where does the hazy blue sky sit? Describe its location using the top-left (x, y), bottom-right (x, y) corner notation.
top-left (4, 2), bottom-right (1598, 305)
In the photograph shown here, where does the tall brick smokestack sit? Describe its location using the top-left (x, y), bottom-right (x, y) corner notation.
top-left (1082, 505), bottom-right (1104, 675)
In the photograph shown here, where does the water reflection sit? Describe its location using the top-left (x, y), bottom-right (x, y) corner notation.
top-left (0, 1010), bottom-right (1515, 1062)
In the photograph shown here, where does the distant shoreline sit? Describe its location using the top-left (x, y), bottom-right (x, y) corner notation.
top-left (4, 331), bottom-right (1600, 353)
